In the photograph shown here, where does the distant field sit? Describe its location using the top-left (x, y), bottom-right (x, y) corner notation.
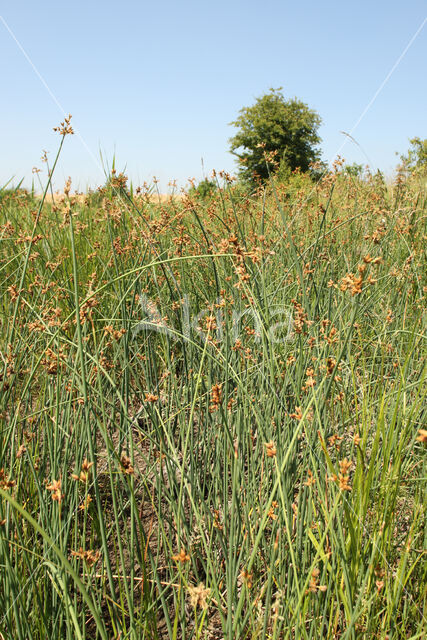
top-left (36, 191), bottom-right (185, 204)
top-left (0, 163), bottom-right (426, 639)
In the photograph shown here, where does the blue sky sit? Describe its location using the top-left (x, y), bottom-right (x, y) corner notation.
top-left (1, 1), bottom-right (426, 192)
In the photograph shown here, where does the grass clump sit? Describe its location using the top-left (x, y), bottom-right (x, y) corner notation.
top-left (0, 129), bottom-right (426, 639)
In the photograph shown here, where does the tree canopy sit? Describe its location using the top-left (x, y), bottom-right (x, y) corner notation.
top-left (229, 88), bottom-right (322, 183)
top-left (400, 137), bottom-right (427, 174)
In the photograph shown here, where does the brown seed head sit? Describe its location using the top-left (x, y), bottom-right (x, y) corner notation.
top-left (265, 441), bottom-right (277, 458)
top-left (187, 582), bottom-right (211, 610)
top-left (172, 548), bottom-right (190, 563)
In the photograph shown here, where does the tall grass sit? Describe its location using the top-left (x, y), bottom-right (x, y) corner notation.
top-left (0, 137), bottom-right (426, 639)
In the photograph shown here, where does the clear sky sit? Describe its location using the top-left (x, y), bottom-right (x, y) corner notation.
top-left (1, 1), bottom-right (426, 192)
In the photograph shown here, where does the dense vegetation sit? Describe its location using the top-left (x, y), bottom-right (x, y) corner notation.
top-left (0, 131), bottom-right (426, 639)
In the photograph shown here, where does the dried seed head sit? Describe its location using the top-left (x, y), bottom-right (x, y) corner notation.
top-left (145, 393), bottom-right (159, 403)
top-left (71, 547), bottom-right (100, 566)
top-left (172, 548), bottom-right (190, 563)
top-left (264, 441), bottom-right (277, 458)
top-left (120, 454), bottom-right (134, 475)
top-left (46, 479), bottom-right (64, 503)
top-left (53, 114), bottom-right (74, 136)
top-left (187, 582), bottom-right (211, 610)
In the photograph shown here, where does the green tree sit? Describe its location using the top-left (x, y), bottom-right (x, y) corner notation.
top-left (400, 137), bottom-right (427, 174)
top-left (188, 177), bottom-right (218, 200)
top-left (343, 162), bottom-right (364, 178)
top-left (229, 88), bottom-right (322, 183)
